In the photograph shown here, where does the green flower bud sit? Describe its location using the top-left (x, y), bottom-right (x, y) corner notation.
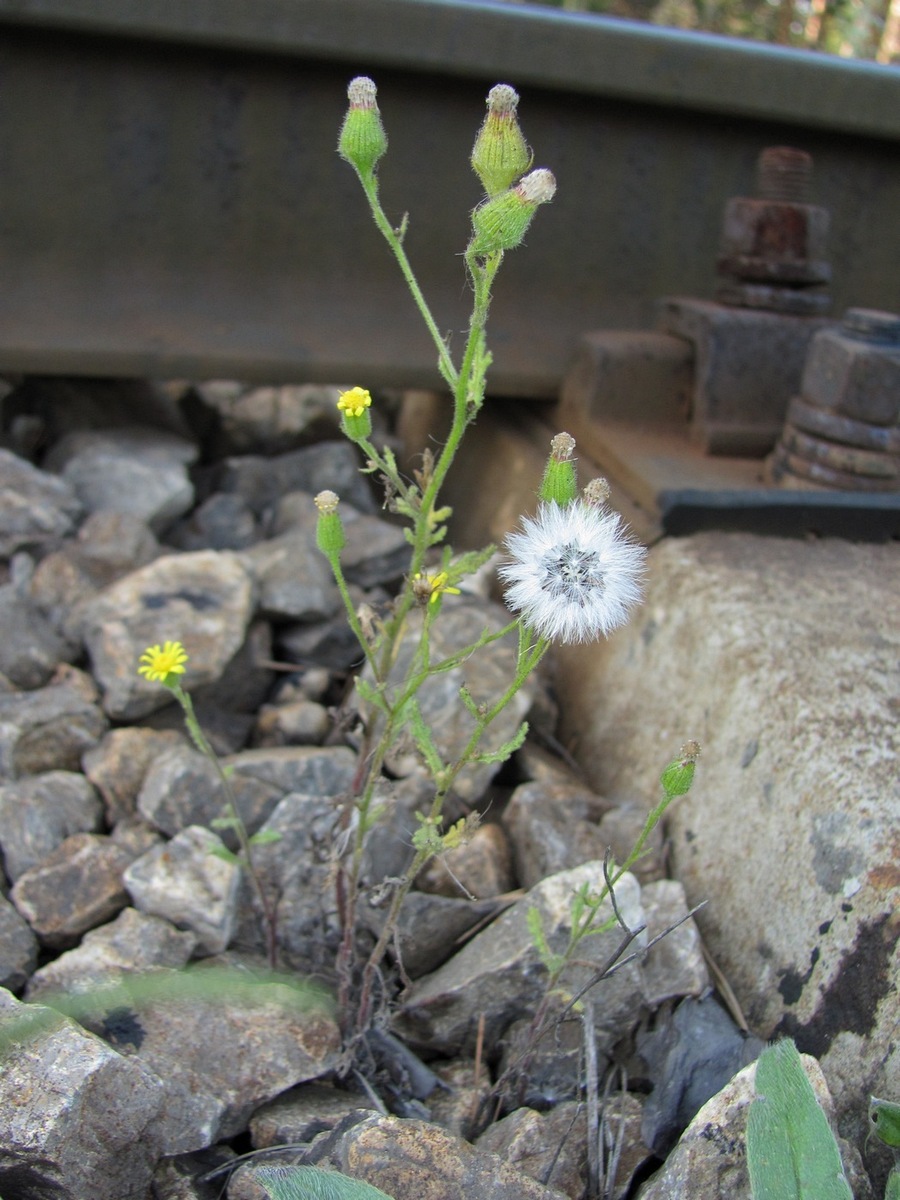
top-left (469, 168), bottom-right (556, 257)
top-left (471, 83), bottom-right (531, 197)
top-left (338, 77), bottom-right (387, 179)
top-left (315, 491), bottom-right (345, 555)
top-left (539, 432), bottom-right (578, 504)
top-left (660, 741), bottom-right (701, 797)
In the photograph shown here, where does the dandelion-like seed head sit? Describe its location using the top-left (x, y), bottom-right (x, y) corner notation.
top-left (499, 500), bottom-right (646, 644)
top-left (680, 740), bottom-right (702, 762)
top-left (138, 641), bottom-right (188, 684)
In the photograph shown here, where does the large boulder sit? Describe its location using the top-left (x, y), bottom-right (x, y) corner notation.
top-left (557, 532), bottom-right (899, 1151)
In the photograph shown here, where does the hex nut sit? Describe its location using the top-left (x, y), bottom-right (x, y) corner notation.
top-left (717, 197), bottom-right (830, 285)
top-left (801, 325), bottom-right (900, 425)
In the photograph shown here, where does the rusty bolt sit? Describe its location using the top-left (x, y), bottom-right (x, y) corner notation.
top-left (800, 308), bottom-right (900, 426)
top-left (717, 147), bottom-right (830, 289)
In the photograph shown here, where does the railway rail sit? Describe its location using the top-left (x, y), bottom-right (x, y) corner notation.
top-left (1, 0), bottom-right (899, 396)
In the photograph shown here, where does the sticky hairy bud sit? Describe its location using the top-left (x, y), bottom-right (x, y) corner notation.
top-left (315, 491), bottom-right (345, 555)
top-left (468, 168), bottom-right (556, 256)
top-left (661, 742), bottom-right (702, 797)
top-left (539, 432), bottom-right (577, 504)
top-left (471, 83), bottom-right (531, 197)
top-left (338, 76), bottom-right (388, 179)
top-left (337, 386), bottom-right (373, 442)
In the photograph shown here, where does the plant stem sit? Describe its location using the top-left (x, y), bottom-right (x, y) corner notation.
top-left (173, 683), bottom-right (280, 968)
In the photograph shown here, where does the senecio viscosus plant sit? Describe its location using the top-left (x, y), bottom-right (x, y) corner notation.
top-left (138, 81), bottom-right (696, 1054)
top-left (327, 76), bottom-right (649, 1037)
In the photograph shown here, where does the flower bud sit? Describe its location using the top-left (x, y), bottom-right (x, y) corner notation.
top-left (337, 386), bottom-right (373, 442)
top-left (538, 432), bottom-right (577, 504)
top-left (315, 490), bottom-right (345, 555)
top-left (660, 742), bottom-right (702, 797)
top-left (471, 83), bottom-right (531, 197)
top-left (338, 76), bottom-right (388, 179)
top-left (468, 168), bottom-right (556, 257)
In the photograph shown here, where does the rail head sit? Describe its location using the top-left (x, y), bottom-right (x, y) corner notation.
top-left (0, 0), bottom-right (898, 141)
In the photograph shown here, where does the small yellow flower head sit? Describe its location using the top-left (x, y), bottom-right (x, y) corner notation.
top-left (337, 387), bottom-right (373, 442)
top-left (315, 491), bottom-right (345, 555)
top-left (338, 76), bottom-right (388, 180)
top-left (412, 571), bottom-right (462, 608)
top-left (138, 641), bottom-right (188, 685)
top-left (471, 83), bottom-right (531, 198)
top-left (539, 431), bottom-right (578, 505)
top-left (469, 168), bottom-right (557, 257)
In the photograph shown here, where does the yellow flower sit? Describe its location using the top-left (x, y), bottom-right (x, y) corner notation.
top-left (413, 571), bottom-right (461, 607)
top-left (138, 641), bottom-right (189, 684)
top-left (337, 387), bottom-right (372, 418)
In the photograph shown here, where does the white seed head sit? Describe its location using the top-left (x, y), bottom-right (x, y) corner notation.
top-left (486, 84), bottom-right (520, 114)
top-left (551, 432), bottom-right (576, 460)
top-left (347, 77), bottom-right (378, 108)
top-left (499, 500), bottom-right (646, 643)
top-left (517, 168), bottom-right (556, 205)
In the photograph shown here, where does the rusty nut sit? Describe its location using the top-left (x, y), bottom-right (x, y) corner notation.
top-left (800, 309), bottom-right (900, 426)
top-left (717, 197), bottom-right (830, 286)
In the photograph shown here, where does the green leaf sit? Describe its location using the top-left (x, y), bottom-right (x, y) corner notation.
top-left (747, 1039), bottom-right (853, 1200)
top-left (886, 1167), bottom-right (900, 1200)
top-left (472, 720), bottom-right (528, 765)
top-left (210, 816), bottom-right (242, 831)
top-left (450, 544), bottom-right (498, 579)
top-left (257, 1166), bottom-right (396, 1200)
top-left (870, 1097), bottom-right (900, 1151)
top-left (209, 846), bottom-right (241, 865)
top-left (354, 675), bottom-right (387, 713)
top-left (526, 905), bottom-right (564, 974)
top-left (407, 699), bottom-right (446, 780)
top-left (249, 830), bottom-right (282, 847)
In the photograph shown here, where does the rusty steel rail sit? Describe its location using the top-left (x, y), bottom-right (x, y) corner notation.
top-left (0, 0), bottom-right (899, 395)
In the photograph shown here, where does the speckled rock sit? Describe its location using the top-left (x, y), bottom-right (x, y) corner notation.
top-left (0, 446), bottom-right (83, 557)
top-left (0, 666), bottom-right (108, 780)
top-left (81, 726), bottom-right (186, 824)
top-left (124, 825), bottom-right (241, 955)
top-left (305, 1112), bottom-right (571, 1200)
top-left (557, 532), bottom-right (900, 1148)
top-left (0, 987), bottom-right (165, 1200)
top-left (10, 832), bottom-right (132, 948)
top-left (127, 958), bottom-right (341, 1155)
top-left (81, 549), bottom-right (255, 721)
top-left (395, 862), bottom-right (645, 1057)
top-left (0, 770), bottom-right (104, 882)
top-left (0, 891), bottom-right (39, 991)
top-left (44, 424), bottom-right (197, 534)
